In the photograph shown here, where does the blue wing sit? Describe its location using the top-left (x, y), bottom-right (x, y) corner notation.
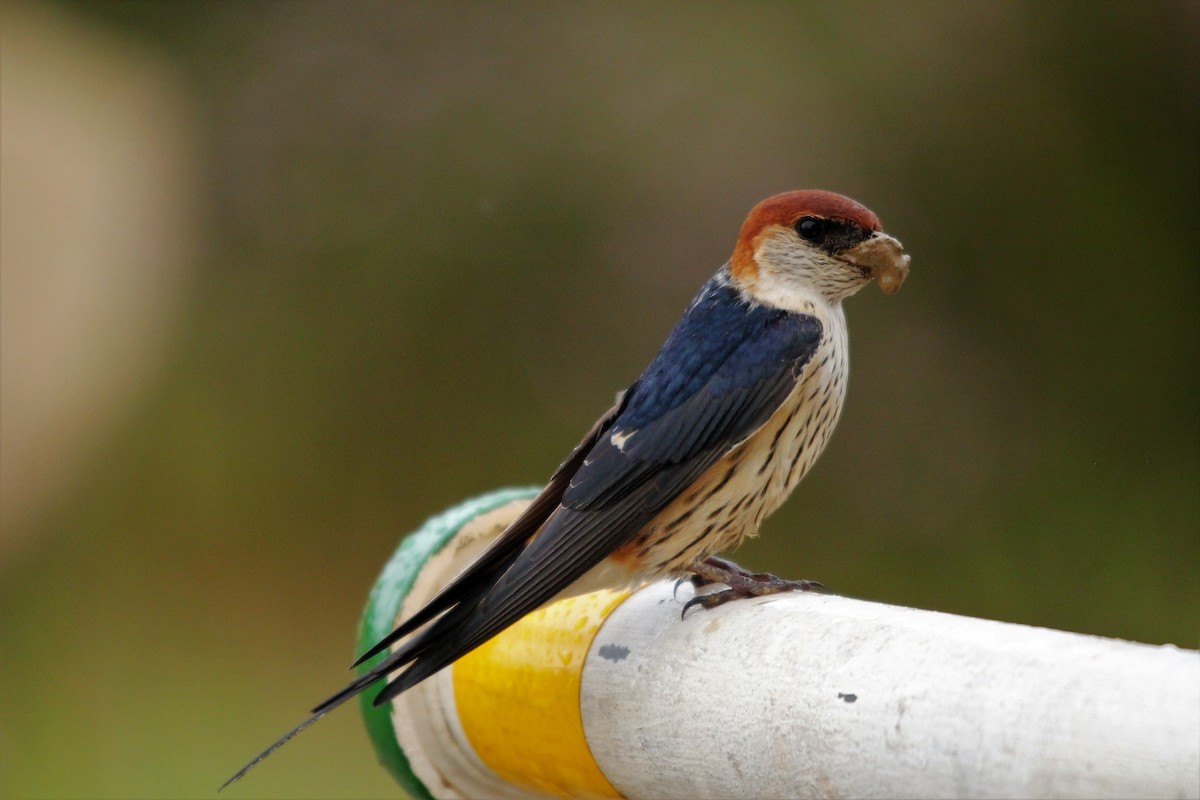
top-left (564, 273), bottom-right (823, 509)
top-left (358, 270), bottom-right (823, 705)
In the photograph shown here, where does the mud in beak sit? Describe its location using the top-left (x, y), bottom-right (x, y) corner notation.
top-left (843, 232), bottom-right (910, 295)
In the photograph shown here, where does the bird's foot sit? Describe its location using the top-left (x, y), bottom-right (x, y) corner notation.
top-left (680, 555), bottom-right (825, 617)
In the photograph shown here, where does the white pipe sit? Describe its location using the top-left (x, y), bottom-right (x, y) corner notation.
top-left (582, 583), bottom-right (1200, 800)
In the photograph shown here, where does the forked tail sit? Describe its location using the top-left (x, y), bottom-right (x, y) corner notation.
top-left (218, 672), bottom-right (378, 791)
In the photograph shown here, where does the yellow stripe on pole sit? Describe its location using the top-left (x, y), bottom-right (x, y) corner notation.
top-left (452, 589), bottom-right (631, 798)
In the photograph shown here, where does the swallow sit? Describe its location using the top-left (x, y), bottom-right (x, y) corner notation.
top-left (223, 189), bottom-right (910, 788)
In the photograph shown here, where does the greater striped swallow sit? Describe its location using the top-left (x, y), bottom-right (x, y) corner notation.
top-left (223, 189), bottom-right (909, 788)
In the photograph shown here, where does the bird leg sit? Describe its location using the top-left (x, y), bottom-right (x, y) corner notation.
top-left (680, 555), bottom-right (825, 617)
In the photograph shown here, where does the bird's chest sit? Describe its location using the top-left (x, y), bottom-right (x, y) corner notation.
top-left (741, 325), bottom-right (848, 516)
top-left (637, 308), bottom-right (849, 574)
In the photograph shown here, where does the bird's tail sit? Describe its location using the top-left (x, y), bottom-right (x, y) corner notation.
top-left (219, 480), bottom-right (581, 789)
top-left (219, 598), bottom-right (463, 791)
top-left (218, 671), bottom-right (379, 792)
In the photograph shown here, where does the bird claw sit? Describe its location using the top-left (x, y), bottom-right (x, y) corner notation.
top-left (680, 588), bottom-right (738, 618)
top-left (679, 555), bottom-right (826, 618)
top-left (672, 572), bottom-right (712, 602)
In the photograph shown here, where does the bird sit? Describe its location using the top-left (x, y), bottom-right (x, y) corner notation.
top-left (223, 189), bottom-right (910, 788)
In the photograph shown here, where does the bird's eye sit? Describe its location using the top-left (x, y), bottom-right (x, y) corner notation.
top-left (795, 217), bottom-right (826, 242)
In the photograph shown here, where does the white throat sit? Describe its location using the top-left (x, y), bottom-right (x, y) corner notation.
top-left (751, 233), bottom-right (871, 307)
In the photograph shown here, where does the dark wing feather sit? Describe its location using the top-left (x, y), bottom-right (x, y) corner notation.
top-left (362, 278), bottom-right (824, 707)
top-left (222, 391), bottom-right (632, 789)
top-left (351, 387), bottom-right (634, 667)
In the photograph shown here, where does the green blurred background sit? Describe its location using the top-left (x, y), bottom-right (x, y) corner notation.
top-left (1, 1), bottom-right (1196, 797)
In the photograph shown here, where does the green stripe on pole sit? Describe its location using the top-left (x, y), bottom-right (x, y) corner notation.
top-left (356, 487), bottom-right (541, 799)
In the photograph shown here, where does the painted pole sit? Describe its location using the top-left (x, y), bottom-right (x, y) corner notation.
top-left (359, 490), bottom-right (1200, 800)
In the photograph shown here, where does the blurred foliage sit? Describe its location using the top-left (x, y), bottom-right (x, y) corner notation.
top-left (2, 1), bottom-right (1196, 797)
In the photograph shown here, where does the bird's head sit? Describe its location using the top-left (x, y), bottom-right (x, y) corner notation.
top-left (730, 190), bottom-right (910, 308)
